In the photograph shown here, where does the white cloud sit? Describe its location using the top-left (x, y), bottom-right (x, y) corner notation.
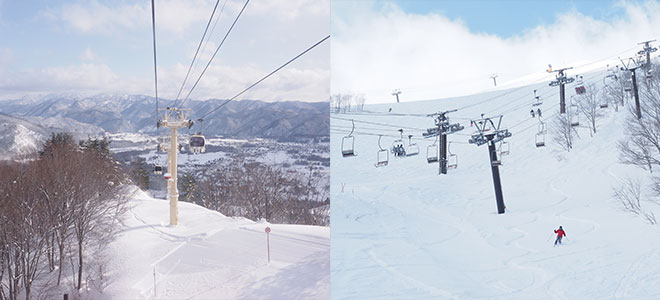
top-left (332, 0), bottom-right (660, 104)
top-left (159, 62), bottom-right (329, 102)
top-left (4, 0), bottom-right (330, 103)
top-left (0, 63), bottom-right (147, 99)
top-left (0, 60), bottom-right (329, 102)
top-left (80, 47), bottom-right (97, 61)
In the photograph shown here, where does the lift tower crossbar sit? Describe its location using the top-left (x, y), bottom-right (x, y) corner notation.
top-left (158, 107), bottom-right (193, 225)
top-left (547, 65), bottom-right (575, 114)
top-left (638, 40), bottom-right (657, 68)
top-left (423, 109), bottom-right (464, 175)
top-left (469, 115), bottom-right (512, 214)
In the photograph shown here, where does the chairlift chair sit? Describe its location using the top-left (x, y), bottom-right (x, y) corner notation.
top-left (391, 129), bottom-right (406, 157)
top-left (154, 165), bottom-right (163, 175)
top-left (341, 119), bottom-right (357, 157)
top-left (532, 89), bottom-right (542, 106)
top-left (600, 100), bottom-right (609, 109)
top-left (575, 75), bottom-right (586, 94)
top-left (447, 141), bottom-right (458, 169)
top-left (570, 106), bottom-right (580, 127)
top-left (375, 135), bottom-right (389, 167)
top-left (426, 136), bottom-right (439, 163)
top-left (624, 79), bottom-right (633, 92)
top-left (405, 135), bottom-right (420, 157)
top-left (535, 121), bottom-right (547, 148)
top-left (189, 134), bottom-right (206, 153)
top-left (498, 141), bottom-right (510, 156)
top-left (535, 132), bottom-right (546, 147)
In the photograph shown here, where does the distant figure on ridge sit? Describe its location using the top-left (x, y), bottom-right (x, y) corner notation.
top-left (530, 109), bottom-right (535, 118)
top-left (554, 226), bottom-right (566, 246)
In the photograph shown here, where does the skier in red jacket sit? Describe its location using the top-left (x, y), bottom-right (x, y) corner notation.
top-left (554, 226), bottom-right (566, 245)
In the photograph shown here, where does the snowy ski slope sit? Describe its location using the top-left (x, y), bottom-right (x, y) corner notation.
top-left (331, 65), bottom-right (660, 299)
top-left (105, 188), bottom-right (329, 299)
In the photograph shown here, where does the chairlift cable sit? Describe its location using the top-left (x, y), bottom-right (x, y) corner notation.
top-left (150, 0), bottom-right (159, 120)
top-left (172, 0), bottom-right (221, 107)
top-left (198, 34), bottom-right (330, 120)
top-left (178, 0), bottom-right (250, 109)
top-left (331, 115), bottom-right (427, 131)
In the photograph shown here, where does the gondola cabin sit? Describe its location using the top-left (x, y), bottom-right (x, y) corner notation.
top-left (189, 134), bottom-right (206, 153)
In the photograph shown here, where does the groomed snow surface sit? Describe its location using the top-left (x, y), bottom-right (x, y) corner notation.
top-left (104, 188), bottom-right (329, 299)
top-left (331, 76), bottom-right (660, 299)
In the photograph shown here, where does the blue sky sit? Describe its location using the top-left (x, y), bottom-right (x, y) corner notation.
top-left (392, 0), bottom-right (624, 38)
top-left (0, 0), bottom-right (330, 101)
top-left (332, 0), bottom-right (660, 103)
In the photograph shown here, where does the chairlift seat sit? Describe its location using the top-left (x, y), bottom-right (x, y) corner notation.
top-left (154, 165), bottom-right (163, 175)
top-left (405, 143), bottom-right (420, 157)
top-left (426, 144), bottom-right (439, 164)
top-left (342, 150), bottom-right (356, 157)
top-left (375, 149), bottom-right (389, 167)
top-left (341, 136), bottom-right (356, 157)
top-left (447, 155), bottom-right (458, 169)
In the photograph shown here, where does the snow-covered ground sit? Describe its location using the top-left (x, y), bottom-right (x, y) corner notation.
top-left (105, 188), bottom-right (329, 299)
top-left (331, 68), bottom-right (660, 299)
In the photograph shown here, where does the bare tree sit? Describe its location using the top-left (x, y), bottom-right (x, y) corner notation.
top-left (550, 111), bottom-right (579, 152)
top-left (618, 81), bottom-right (660, 172)
top-left (341, 94), bottom-right (353, 113)
top-left (354, 94), bottom-right (366, 112)
top-left (331, 94), bottom-right (342, 113)
top-left (577, 84), bottom-right (606, 136)
top-left (614, 177), bottom-right (660, 224)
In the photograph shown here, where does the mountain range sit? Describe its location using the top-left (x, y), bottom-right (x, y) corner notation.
top-left (0, 93), bottom-right (329, 138)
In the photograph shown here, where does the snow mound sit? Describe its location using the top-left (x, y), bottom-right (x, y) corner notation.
top-left (106, 188), bottom-right (329, 299)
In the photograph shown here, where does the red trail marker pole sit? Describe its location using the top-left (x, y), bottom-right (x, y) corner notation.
top-left (265, 227), bottom-right (271, 263)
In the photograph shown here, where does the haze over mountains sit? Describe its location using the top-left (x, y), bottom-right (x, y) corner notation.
top-left (0, 93), bottom-right (329, 138)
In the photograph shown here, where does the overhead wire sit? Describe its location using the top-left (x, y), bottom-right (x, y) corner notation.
top-left (150, 0), bottom-right (159, 120)
top-left (173, 0), bottom-right (222, 107)
top-left (178, 0), bottom-right (250, 109)
top-left (198, 34), bottom-right (330, 120)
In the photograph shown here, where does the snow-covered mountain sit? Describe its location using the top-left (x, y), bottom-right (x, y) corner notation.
top-left (106, 187), bottom-right (329, 299)
top-left (330, 68), bottom-right (660, 299)
top-left (0, 94), bottom-right (329, 139)
top-left (0, 113), bottom-right (105, 159)
top-left (0, 113), bottom-right (47, 159)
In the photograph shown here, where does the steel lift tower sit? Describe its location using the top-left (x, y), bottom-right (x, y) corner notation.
top-left (158, 107), bottom-right (193, 225)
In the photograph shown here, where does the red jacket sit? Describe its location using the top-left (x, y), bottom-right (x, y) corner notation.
top-left (554, 229), bottom-right (566, 237)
